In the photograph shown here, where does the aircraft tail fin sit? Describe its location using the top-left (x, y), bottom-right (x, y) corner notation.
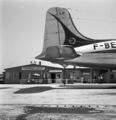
top-left (44, 7), bottom-right (94, 49)
top-left (36, 7), bottom-right (93, 61)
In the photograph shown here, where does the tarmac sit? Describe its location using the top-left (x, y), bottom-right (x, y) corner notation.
top-left (0, 84), bottom-right (116, 120)
top-left (1, 84), bottom-right (116, 105)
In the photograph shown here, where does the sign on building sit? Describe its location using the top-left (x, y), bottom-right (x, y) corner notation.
top-left (22, 66), bottom-right (45, 71)
top-left (49, 70), bottom-right (62, 73)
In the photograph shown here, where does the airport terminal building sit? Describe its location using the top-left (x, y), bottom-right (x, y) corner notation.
top-left (4, 62), bottom-right (116, 84)
top-left (4, 63), bottom-right (92, 84)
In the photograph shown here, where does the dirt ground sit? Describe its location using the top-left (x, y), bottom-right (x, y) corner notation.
top-left (1, 85), bottom-right (116, 119)
top-left (0, 104), bottom-right (116, 120)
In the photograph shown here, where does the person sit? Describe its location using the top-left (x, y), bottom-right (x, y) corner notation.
top-left (93, 76), bottom-right (97, 83)
top-left (100, 75), bottom-right (103, 83)
top-left (98, 75), bottom-right (103, 83)
top-left (81, 76), bottom-right (84, 83)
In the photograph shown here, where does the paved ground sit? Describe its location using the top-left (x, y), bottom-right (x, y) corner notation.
top-left (0, 84), bottom-right (116, 105)
top-left (0, 84), bottom-right (116, 120)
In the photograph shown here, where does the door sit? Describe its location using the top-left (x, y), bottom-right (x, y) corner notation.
top-left (51, 73), bottom-right (56, 83)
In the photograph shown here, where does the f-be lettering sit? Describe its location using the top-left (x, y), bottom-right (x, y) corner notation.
top-left (104, 43), bottom-right (110, 49)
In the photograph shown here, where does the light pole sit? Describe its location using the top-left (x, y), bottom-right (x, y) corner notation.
top-left (62, 64), bottom-right (68, 85)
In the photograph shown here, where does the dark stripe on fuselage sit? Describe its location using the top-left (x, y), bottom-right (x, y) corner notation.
top-left (49, 12), bottom-right (113, 48)
top-left (49, 13), bottom-right (95, 47)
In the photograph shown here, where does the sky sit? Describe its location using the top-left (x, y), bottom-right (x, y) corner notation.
top-left (1, 0), bottom-right (116, 73)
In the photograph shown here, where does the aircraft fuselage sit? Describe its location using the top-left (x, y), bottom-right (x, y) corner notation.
top-left (75, 40), bottom-right (116, 53)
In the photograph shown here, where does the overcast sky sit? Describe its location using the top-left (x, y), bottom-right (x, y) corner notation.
top-left (1, 0), bottom-right (116, 73)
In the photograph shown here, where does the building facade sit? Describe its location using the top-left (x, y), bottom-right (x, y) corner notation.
top-left (4, 64), bottom-right (63, 84)
top-left (4, 64), bottom-right (91, 84)
top-left (4, 64), bottom-right (116, 84)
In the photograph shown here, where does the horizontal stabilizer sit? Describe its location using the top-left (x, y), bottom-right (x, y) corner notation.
top-left (35, 45), bottom-right (79, 60)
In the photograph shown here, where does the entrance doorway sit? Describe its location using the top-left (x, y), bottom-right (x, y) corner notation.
top-left (92, 69), bottom-right (108, 83)
top-left (51, 73), bottom-right (56, 83)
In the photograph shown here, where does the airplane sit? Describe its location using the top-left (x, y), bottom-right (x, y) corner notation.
top-left (36, 7), bottom-right (116, 69)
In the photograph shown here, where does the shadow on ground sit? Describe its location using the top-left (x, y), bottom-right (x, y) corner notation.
top-left (16, 106), bottom-right (103, 120)
top-left (14, 86), bottom-right (53, 94)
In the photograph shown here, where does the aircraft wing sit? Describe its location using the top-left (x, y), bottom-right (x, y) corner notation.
top-left (65, 53), bottom-right (116, 68)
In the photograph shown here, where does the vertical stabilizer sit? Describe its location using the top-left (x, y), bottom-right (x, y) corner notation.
top-left (43, 7), bottom-right (67, 53)
top-left (36, 7), bottom-right (94, 59)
